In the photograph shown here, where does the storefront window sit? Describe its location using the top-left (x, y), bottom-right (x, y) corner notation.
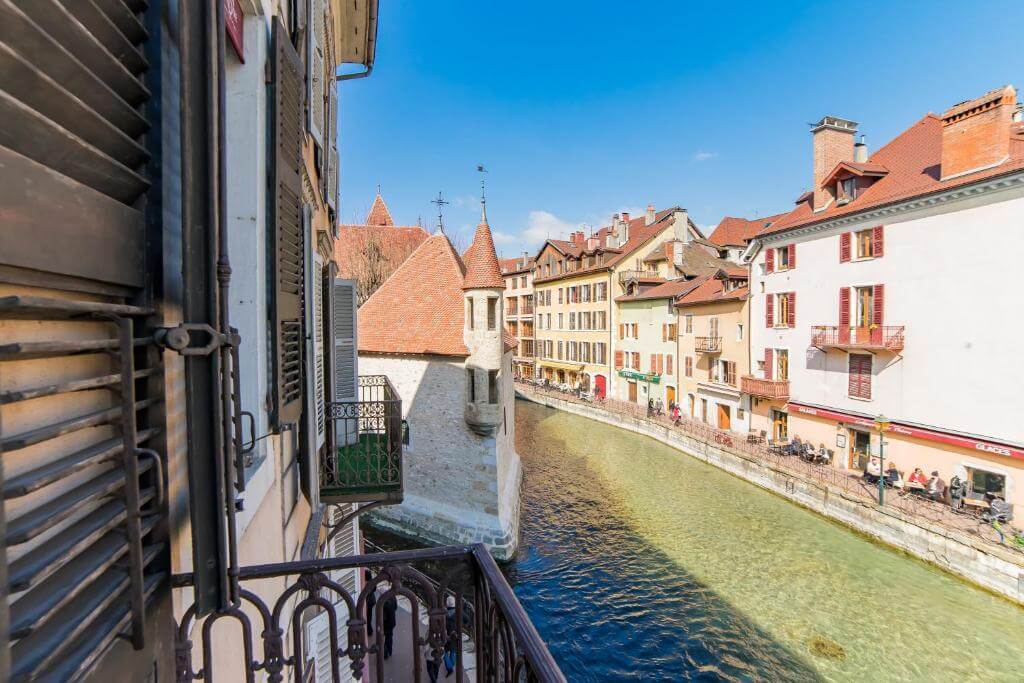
top-left (968, 468), bottom-right (1006, 499)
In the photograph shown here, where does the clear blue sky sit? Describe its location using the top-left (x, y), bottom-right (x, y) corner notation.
top-left (337, 1), bottom-right (1022, 256)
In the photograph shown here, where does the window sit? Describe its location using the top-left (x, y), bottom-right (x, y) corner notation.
top-left (775, 292), bottom-right (795, 327)
top-left (776, 246), bottom-right (790, 270)
top-left (557, 341), bottom-right (563, 359)
top-left (967, 468), bottom-right (1007, 500)
top-left (558, 288), bottom-right (563, 304)
top-left (466, 299), bottom-right (475, 330)
top-left (709, 317), bottom-right (719, 337)
top-left (569, 312), bottom-right (576, 330)
top-left (488, 370), bottom-right (499, 403)
top-left (558, 313), bottom-right (563, 329)
top-left (848, 353), bottom-right (872, 399)
top-left (857, 229), bottom-right (874, 258)
top-left (546, 313), bottom-right (551, 328)
top-left (855, 286), bottom-right (874, 328)
top-left (736, 323), bottom-right (744, 341)
top-left (685, 356), bottom-right (693, 377)
top-left (632, 352), bottom-right (641, 370)
top-left (467, 368), bottom-right (476, 402)
top-left (777, 349), bottom-right (789, 381)
top-left (685, 315), bottom-right (693, 333)
top-left (666, 354), bottom-right (673, 375)
top-left (487, 297), bottom-right (497, 330)
top-left (595, 342), bottom-right (606, 364)
top-left (520, 276), bottom-right (527, 288)
top-left (839, 177), bottom-right (856, 203)
top-left (722, 361), bottom-right (737, 386)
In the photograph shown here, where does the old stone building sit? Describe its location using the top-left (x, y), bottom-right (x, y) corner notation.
top-left (355, 208), bottom-right (522, 559)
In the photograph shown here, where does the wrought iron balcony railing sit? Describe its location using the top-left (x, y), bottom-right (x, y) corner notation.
top-left (172, 544), bottom-right (565, 682)
top-left (811, 325), bottom-right (905, 352)
top-left (740, 375), bottom-right (790, 400)
top-left (323, 375), bottom-right (403, 504)
top-left (694, 336), bottom-right (722, 353)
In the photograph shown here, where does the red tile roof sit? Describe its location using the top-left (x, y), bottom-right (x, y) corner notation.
top-left (614, 276), bottom-right (706, 303)
top-left (357, 234), bottom-right (470, 356)
top-left (365, 193), bottom-right (395, 226)
top-left (675, 277), bottom-right (749, 307)
top-left (499, 256), bottom-right (535, 275)
top-left (462, 219), bottom-right (505, 289)
top-left (333, 224), bottom-right (430, 282)
top-left (763, 107), bottom-right (1024, 237)
top-left (707, 213), bottom-right (786, 247)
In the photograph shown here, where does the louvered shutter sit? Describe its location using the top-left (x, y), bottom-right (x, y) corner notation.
top-left (272, 19), bottom-right (305, 425)
top-left (872, 284), bottom-right (885, 325)
top-left (840, 232), bottom-right (851, 262)
top-left (765, 248), bottom-right (774, 272)
top-left (872, 225), bottom-right (884, 257)
top-left (614, 350), bottom-right (623, 369)
top-left (334, 279), bottom-right (359, 446)
top-left (764, 348), bottom-right (773, 379)
top-left (306, 0), bottom-right (325, 148)
top-left (305, 611), bottom-right (333, 682)
top-left (766, 294), bottom-right (774, 327)
top-left (618, 323), bottom-right (624, 340)
top-left (788, 244), bottom-right (796, 269)
top-left (300, 207), bottom-right (320, 507)
top-left (849, 354), bottom-right (872, 399)
top-left (787, 292), bottom-right (796, 327)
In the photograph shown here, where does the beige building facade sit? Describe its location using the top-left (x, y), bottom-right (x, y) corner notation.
top-left (500, 254), bottom-right (537, 379)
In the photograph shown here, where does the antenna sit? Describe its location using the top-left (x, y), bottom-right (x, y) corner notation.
top-left (430, 191), bottom-right (449, 233)
top-left (477, 164), bottom-right (488, 223)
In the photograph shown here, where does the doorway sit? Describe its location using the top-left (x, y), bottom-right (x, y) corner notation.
top-left (771, 409), bottom-right (788, 442)
top-left (666, 386), bottom-right (676, 407)
top-left (594, 374), bottom-right (607, 399)
top-left (848, 429), bottom-right (871, 470)
top-left (701, 398), bottom-right (708, 423)
top-left (717, 404), bottom-right (731, 431)
top-left (628, 381), bottom-right (637, 402)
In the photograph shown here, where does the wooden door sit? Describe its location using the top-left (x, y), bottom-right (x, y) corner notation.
top-left (666, 386), bottom-right (676, 406)
top-left (717, 404), bottom-right (731, 430)
top-left (628, 381), bottom-right (638, 402)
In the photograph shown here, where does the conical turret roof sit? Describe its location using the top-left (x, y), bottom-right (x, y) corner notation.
top-left (461, 218), bottom-right (504, 289)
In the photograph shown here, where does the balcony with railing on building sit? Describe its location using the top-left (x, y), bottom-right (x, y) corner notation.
top-left (618, 269), bottom-right (661, 285)
top-left (506, 300), bottom-right (519, 316)
top-left (811, 325), bottom-right (905, 352)
top-left (694, 335), bottom-right (722, 353)
top-left (741, 375), bottom-right (790, 400)
top-left (521, 295), bottom-right (534, 315)
top-left (323, 375), bottom-right (404, 504)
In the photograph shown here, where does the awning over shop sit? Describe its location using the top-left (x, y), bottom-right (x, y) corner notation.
top-left (539, 360), bottom-right (585, 372)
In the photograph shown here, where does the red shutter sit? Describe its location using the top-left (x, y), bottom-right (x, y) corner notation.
top-left (872, 225), bottom-right (884, 257)
top-left (787, 292), bottom-right (796, 327)
top-left (618, 323), bottom-right (624, 340)
top-left (650, 354), bottom-right (656, 373)
top-left (765, 248), bottom-right (774, 273)
top-left (764, 348), bottom-right (773, 380)
top-left (788, 244), bottom-right (796, 269)
top-left (839, 287), bottom-right (851, 326)
top-left (766, 295), bottom-right (774, 327)
top-left (667, 354), bottom-right (673, 375)
top-left (873, 284), bottom-right (884, 325)
top-left (849, 354), bottom-right (872, 399)
top-left (840, 232), bottom-right (851, 262)
top-left (662, 324), bottom-right (666, 342)
top-left (614, 350), bottom-right (623, 369)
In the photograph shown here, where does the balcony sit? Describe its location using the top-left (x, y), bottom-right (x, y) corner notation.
top-left (323, 375), bottom-right (403, 504)
top-left (811, 325), bottom-right (905, 352)
top-left (741, 375), bottom-right (790, 400)
top-left (618, 269), bottom-right (661, 284)
top-left (173, 544), bottom-right (564, 682)
top-left (694, 336), bottom-right (722, 353)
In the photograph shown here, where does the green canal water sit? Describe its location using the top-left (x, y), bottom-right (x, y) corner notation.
top-left (507, 399), bottom-right (1024, 681)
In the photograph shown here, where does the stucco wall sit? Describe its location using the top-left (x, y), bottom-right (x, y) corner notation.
top-left (359, 353), bottom-right (521, 559)
top-left (615, 299), bottom-right (679, 407)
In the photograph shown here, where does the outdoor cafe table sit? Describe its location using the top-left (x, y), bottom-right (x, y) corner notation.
top-left (962, 497), bottom-right (989, 510)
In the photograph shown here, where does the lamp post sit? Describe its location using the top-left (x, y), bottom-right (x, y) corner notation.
top-left (875, 414), bottom-right (890, 506)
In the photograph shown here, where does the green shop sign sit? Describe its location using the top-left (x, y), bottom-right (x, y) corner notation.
top-left (617, 369), bottom-right (660, 383)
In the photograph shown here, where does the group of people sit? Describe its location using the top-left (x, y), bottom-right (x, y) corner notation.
top-left (862, 460), bottom-right (1013, 523)
top-left (364, 575), bottom-right (461, 681)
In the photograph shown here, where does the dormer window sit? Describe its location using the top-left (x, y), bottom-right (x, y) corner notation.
top-left (837, 177), bottom-right (857, 205)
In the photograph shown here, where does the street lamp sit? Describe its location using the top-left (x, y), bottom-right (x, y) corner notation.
top-left (875, 414), bottom-right (890, 505)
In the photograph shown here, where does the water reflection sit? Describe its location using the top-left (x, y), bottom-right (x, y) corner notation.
top-left (507, 400), bottom-right (1024, 681)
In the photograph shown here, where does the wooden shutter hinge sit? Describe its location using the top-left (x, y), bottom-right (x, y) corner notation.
top-left (154, 323), bottom-right (240, 356)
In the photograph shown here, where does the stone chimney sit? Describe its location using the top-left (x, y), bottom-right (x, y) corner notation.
top-left (645, 204), bottom-right (656, 225)
top-left (672, 209), bottom-right (690, 244)
top-left (587, 236), bottom-right (598, 250)
top-left (940, 85), bottom-right (1016, 180)
top-left (672, 241), bottom-right (684, 267)
top-left (811, 115), bottom-right (858, 211)
top-left (854, 135), bottom-right (868, 163)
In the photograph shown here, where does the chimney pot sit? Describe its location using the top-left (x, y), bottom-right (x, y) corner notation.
top-left (940, 85), bottom-right (1016, 180)
top-left (645, 204), bottom-right (656, 225)
top-left (854, 135), bottom-right (868, 163)
top-left (622, 212), bottom-right (630, 224)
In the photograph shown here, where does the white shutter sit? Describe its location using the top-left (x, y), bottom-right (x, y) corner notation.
top-left (307, 0), bottom-right (325, 147)
top-left (333, 279), bottom-right (358, 446)
top-left (302, 207), bottom-right (320, 508)
top-left (305, 611), bottom-right (333, 682)
top-left (314, 257), bottom-right (326, 448)
top-left (327, 85), bottom-right (338, 211)
top-left (329, 504), bottom-right (360, 590)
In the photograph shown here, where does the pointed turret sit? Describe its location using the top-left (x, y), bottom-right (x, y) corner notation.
top-left (462, 218), bottom-right (504, 290)
top-left (365, 192), bottom-right (395, 226)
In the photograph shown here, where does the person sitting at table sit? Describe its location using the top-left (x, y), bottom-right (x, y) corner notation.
top-left (907, 467), bottom-right (928, 488)
top-left (863, 456), bottom-right (882, 484)
top-left (927, 471), bottom-right (947, 502)
top-left (885, 462), bottom-right (903, 489)
top-left (981, 493), bottom-right (1013, 523)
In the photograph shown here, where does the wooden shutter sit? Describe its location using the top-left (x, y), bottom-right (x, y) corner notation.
top-left (614, 350), bottom-right (623, 369)
top-left (650, 354), bottom-right (656, 373)
top-left (618, 323), bottom-right (624, 340)
top-left (839, 287), bottom-right (851, 326)
top-left (840, 232), bottom-right (851, 262)
top-left (848, 354), bottom-right (872, 399)
top-left (766, 294), bottom-right (774, 327)
top-left (872, 225), bottom-right (884, 257)
top-left (764, 348), bottom-right (773, 379)
top-left (271, 19), bottom-right (305, 425)
top-left (873, 284), bottom-right (885, 325)
top-left (667, 354), bottom-right (673, 375)
top-left (787, 292), bottom-right (796, 327)
top-left (788, 244), bottom-right (796, 269)
top-left (300, 207), bottom-right (319, 507)
top-left (765, 248), bottom-right (774, 272)
top-left (306, 0), bottom-right (325, 148)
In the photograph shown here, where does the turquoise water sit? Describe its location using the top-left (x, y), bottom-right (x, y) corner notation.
top-left (506, 400), bottom-right (1024, 681)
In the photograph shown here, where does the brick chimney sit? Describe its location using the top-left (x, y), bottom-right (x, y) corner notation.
top-left (645, 204), bottom-right (656, 225)
top-left (811, 115), bottom-right (858, 211)
top-left (940, 85), bottom-right (1016, 180)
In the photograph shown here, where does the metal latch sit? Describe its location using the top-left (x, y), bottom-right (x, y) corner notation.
top-left (154, 324), bottom-right (239, 356)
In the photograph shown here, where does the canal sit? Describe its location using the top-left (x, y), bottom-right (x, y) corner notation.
top-left (507, 399), bottom-right (1024, 681)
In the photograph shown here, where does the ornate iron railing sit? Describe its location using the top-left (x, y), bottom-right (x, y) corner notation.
top-left (694, 336), bottom-right (721, 353)
top-left (323, 376), bottom-right (403, 504)
top-left (740, 375), bottom-right (790, 400)
top-left (172, 545), bottom-right (565, 682)
top-left (811, 325), bottom-right (905, 352)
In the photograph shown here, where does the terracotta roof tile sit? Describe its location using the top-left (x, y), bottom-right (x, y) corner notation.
top-left (499, 256), bottom-right (535, 275)
top-left (764, 103), bottom-right (1024, 237)
top-left (708, 213), bottom-right (786, 247)
top-left (333, 225), bottom-right (429, 281)
top-left (357, 234), bottom-right (470, 356)
top-left (462, 220), bottom-right (505, 289)
top-left (614, 276), bottom-right (706, 303)
top-left (675, 277), bottom-right (749, 307)
top-left (365, 193), bottom-right (395, 226)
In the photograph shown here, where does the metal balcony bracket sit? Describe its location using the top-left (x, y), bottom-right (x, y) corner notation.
top-left (322, 502), bottom-right (386, 546)
top-left (154, 323), bottom-right (239, 356)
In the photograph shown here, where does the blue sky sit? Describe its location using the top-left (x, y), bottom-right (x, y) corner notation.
top-left (337, 1), bottom-right (1022, 256)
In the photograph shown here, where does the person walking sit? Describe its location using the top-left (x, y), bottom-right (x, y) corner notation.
top-left (364, 570), bottom-right (377, 637)
top-left (381, 591), bottom-right (397, 659)
top-left (443, 595), bottom-right (458, 677)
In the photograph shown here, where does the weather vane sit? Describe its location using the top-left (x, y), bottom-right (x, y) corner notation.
top-left (477, 164), bottom-right (488, 222)
top-left (430, 191), bottom-right (449, 233)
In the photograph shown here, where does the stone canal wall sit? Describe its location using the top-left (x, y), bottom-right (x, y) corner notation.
top-left (519, 391), bottom-right (1024, 606)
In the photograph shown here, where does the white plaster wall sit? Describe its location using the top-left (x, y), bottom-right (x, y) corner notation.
top-left (615, 299), bottom-right (679, 406)
top-left (751, 188), bottom-right (1024, 443)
